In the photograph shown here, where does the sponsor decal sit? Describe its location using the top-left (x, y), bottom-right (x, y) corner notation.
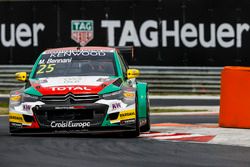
top-left (101, 20), bottom-right (250, 48)
top-left (63, 78), bottom-right (81, 84)
top-left (10, 122), bottom-right (22, 128)
top-left (37, 76), bottom-right (104, 88)
top-left (39, 79), bottom-right (48, 83)
top-left (110, 109), bottom-right (136, 124)
top-left (51, 86), bottom-right (91, 91)
top-left (120, 119), bottom-right (136, 125)
top-left (50, 121), bottom-right (90, 128)
top-left (9, 115), bottom-right (23, 121)
top-left (9, 113), bottom-right (31, 125)
top-left (47, 50), bottom-right (106, 57)
top-left (120, 111), bottom-right (135, 118)
top-left (54, 106), bottom-right (85, 110)
top-left (71, 20), bottom-right (94, 46)
top-left (23, 104), bottom-right (32, 111)
top-left (112, 103), bottom-right (121, 110)
top-left (118, 109), bottom-right (136, 120)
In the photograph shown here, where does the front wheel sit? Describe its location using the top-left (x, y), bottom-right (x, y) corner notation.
top-left (123, 95), bottom-right (140, 138)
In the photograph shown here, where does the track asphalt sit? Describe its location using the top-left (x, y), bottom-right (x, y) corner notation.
top-left (1, 115), bottom-right (250, 167)
top-left (1, 94), bottom-right (246, 148)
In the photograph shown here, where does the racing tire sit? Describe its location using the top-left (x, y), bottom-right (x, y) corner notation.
top-left (9, 128), bottom-right (21, 136)
top-left (140, 89), bottom-right (150, 132)
top-left (123, 94), bottom-right (140, 138)
top-left (9, 128), bottom-right (14, 134)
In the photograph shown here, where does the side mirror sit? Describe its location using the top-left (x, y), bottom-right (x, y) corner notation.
top-left (15, 72), bottom-right (28, 82)
top-left (127, 69), bottom-right (140, 79)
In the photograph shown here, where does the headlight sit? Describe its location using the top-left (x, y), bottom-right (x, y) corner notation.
top-left (22, 93), bottom-right (39, 102)
top-left (102, 90), bottom-right (123, 100)
top-left (10, 95), bottom-right (22, 102)
top-left (9, 94), bottom-right (22, 106)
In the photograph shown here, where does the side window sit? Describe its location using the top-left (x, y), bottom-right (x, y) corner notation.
top-left (117, 53), bottom-right (128, 78)
top-left (120, 54), bottom-right (129, 70)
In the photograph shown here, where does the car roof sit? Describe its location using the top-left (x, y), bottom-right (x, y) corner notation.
top-left (44, 46), bottom-right (116, 53)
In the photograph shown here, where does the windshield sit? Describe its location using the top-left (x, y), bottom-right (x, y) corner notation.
top-left (33, 50), bottom-right (117, 78)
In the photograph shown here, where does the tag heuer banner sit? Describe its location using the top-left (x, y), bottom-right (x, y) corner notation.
top-left (2, 1), bottom-right (250, 66)
top-left (71, 20), bottom-right (94, 46)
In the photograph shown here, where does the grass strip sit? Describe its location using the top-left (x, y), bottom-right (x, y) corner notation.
top-left (0, 102), bottom-right (9, 115)
top-left (0, 107), bottom-right (8, 115)
top-left (0, 90), bottom-right (10, 94)
top-left (0, 102), bottom-right (8, 108)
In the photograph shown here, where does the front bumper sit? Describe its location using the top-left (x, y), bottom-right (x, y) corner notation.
top-left (33, 103), bottom-right (108, 128)
top-left (9, 101), bottom-right (137, 133)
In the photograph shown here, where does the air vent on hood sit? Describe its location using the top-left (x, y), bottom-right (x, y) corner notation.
top-left (112, 78), bottom-right (122, 87)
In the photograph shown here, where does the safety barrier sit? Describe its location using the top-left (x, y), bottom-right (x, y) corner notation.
top-left (0, 65), bottom-right (222, 94)
top-left (132, 66), bottom-right (222, 94)
top-left (219, 67), bottom-right (250, 128)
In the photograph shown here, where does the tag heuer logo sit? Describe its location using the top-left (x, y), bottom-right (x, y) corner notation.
top-left (71, 20), bottom-right (94, 46)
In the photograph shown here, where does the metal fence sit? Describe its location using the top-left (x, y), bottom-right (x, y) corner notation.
top-left (0, 65), bottom-right (222, 94)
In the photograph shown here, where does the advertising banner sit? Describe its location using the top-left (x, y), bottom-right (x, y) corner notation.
top-left (1, 0), bottom-right (250, 66)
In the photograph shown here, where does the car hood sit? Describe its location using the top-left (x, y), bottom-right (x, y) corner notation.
top-left (29, 76), bottom-right (118, 95)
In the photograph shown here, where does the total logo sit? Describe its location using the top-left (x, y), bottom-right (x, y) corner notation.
top-left (50, 121), bottom-right (91, 128)
top-left (51, 86), bottom-right (91, 91)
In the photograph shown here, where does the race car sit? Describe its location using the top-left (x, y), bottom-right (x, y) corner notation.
top-left (9, 46), bottom-right (150, 137)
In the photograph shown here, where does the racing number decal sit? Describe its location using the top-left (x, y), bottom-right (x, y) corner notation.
top-left (46, 64), bottom-right (55, 73)
top-left (37, 64), bottom-right (55, 74)
top-left (37, 64), bottom-right (46, 74)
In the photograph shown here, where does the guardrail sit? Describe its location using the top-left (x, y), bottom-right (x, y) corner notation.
top-left (0, 65), bottom-right (222, 94)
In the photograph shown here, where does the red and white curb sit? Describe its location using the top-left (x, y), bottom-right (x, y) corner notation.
top-left (140, 131), bottom-right (215, 143)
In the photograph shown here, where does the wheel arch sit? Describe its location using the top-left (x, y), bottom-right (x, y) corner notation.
top-left (136, 82), bottom-right (148, 119)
